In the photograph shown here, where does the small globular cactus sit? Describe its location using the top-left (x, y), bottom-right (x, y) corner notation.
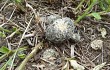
top-left (45, 15), bottom-right (80, 43)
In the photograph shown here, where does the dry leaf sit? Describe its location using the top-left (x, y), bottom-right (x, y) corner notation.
top-left (91, 40), bottom-right (103, 50)
top-left (71, 45), bottom-right (75, 58)
top-left (69, 60), bottom-right (85, 70)
top-left (93, 62), bottom-right (106, 70)
top-left (100, 28), bottom-right (107, 38)
top-left (62, 61), bottom-right (69, 70)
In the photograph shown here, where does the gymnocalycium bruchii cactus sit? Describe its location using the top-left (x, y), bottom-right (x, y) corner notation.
top-left (45, 15), bottom-right (80, 43)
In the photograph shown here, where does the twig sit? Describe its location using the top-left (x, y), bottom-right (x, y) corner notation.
top-left (0, 0), bottom-right (9, 11)
top-left (0, 14), bottom-right (25, 30)
top-left (9, 15), bottom-right (34, 70)
top-left (6, 29), bottom-right (20, 39)
top-left (101, 44), bottom-right (104, 63)
top-left (8, 7), bottom-right (16, 21)
top-left (91, 53), bottom-right (101, 62)
top-left (26, 3), bottom-right (44, 33)
top-left (24, 32), bottom-right (35, 38)
top-left (7, 39), bottom-right (12, 50)
top-left (71, 45), bottom-right (75, 58)
top-left (16, 42), bottom-right (43, 70)
top-left (40, 58), bottom-right (54, 65)
top-left (0, 23), bottom-right (7, 27)
top-left (85, 56), bottom-right (95, 67)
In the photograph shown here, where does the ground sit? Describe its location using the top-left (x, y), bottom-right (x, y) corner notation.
top-left (0, 0), bottom-right (110, 70)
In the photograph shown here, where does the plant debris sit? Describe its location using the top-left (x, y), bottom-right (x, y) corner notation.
top-left (69, 60), bottom-right (85, 70)
top-left (93, 62), bottom-right (106, 70)
top-left (91, 39), bottom-right (103, 50)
